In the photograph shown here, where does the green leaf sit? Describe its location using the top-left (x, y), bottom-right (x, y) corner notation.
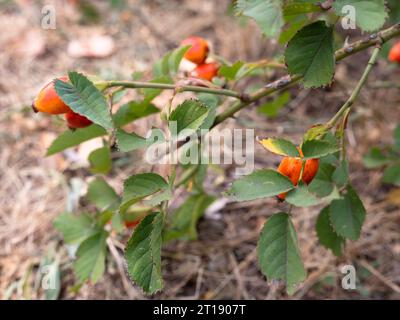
top-left (258, 137), bottom-right (299, 157)
top-left (258, 212), bottom-right (306, 295)
top-left (303, 124), bottom-right (329, 141)
top-left (87, 177), bottom-right (120, 211)
top-left (283, 2), bottom-right (322, 18)
top-left (120, 173), bottom-right (170, 212)
top-left (53, 213), bottom-right (98, 245)
top-left (226, 169), bottom-right (294, 201)
top-left (153, 46), bottom-right (190, 77)
top-left (301, 139), bottom-right (339, 159)
top-left (333, 0), bottom-right (388, 32)
top-left (218, 61), bottom-right (245, 80)
top-left (46, 125), bottom-right (106, 156)
top-left (116, 129), bottom-right (151, 152)
top-left (74, 230), bottom-right (108, 284)
top-left (332, 160), bottom-right (349, 187)
top-left (196, 93), bottom-right (220, 131)
top-left (285, 182), bottom-right (321, 207)
top-left (383, 164), bottom-right (400, 186)
top-left (258, 92), bottom-right (290, 117)
top-left (125, 212), bottom-right (164, 294)
top-left (54, 72), bottom-right (113, 130)
top-left (330, 185), bottom-right (366, 240)
top-left (113, 101), bottom-right (159, 127)
top-left (279, 17), bottom-right (307, 45)
top-left (165, 193), bottom-right (215, 241)
top-left (308, 163), bottom-right (335, 197)
top-left (285, 21), bottom-right (335, 88)
top-left (88, 146), bottom-right (112, 174)
top-left (169, 100), bottom-right (209, 137)
top-left (316, 206), bottom-right (345, 257)
top-left (236, 0), bottom-right (284, 38)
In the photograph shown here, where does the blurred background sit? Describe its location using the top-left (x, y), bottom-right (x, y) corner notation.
top-left (0, 0), bottom-right (400, 299)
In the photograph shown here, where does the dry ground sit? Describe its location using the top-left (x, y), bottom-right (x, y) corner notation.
top-left (1, 0), bottom-right (400, 299)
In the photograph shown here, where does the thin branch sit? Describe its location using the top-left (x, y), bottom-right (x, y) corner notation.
top-left (97, 80), bottom-right (242, 100)
top-left (326, 45), bottom-right (382, 129)
top-left (213, 23), bottom-right (400, 126)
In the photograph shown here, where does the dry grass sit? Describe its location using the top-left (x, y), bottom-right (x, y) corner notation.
top-left (1, 0), bottom-right (400, 300)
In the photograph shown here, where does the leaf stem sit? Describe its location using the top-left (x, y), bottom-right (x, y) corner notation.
top-left (326, 45), bottom-right (382, 129)
top-left (96, 80), bottom-right (242, 100)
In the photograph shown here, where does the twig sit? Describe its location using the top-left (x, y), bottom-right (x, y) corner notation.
top-left (97, 80), bottom-right (242, 100)
top-left (360, 260), bottom-right (400, 294)
top-left (213, 23), bottom-right (400, 126)
top-left (326, 45), bottom-right (382, 129)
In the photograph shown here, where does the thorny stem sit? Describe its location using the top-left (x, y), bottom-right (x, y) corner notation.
top-left (97, 80), bottom-right (242, 100)
top-left (214, 23), bottom-right (400, 126)
top-left (326, 45), bottom-right (382, 129)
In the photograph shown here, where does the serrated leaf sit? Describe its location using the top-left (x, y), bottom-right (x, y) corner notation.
top-left (330, 185), bottom-right (366, 240)
top-left (285, 21), bottom-right (335, 88)
top-left (236, 0), bottom-right (284, 38)
top-left (113, 101), bottom-right (159, 127)
top-left (120, 173), bottom-right (170, 212)
top-left (258, 92), bottom-right (290, 117)
top-left (169, 100), bottom-right (209, 137)
top-left (116, 129), bottom-right (150, 152)
top-left (74, 230), bottom-right (108, 284)
top-left (316, 206), bottom-right (345, 257)
top-left (87, 177), bottom-right (120, 211)
top-left (301, 139), bottom-right (339, 159)
top-left (308, 163), bottom-right (335, 197)
top-left (125, 212), bottom-right (164, 294)
top-left (88, 146), bottom-right (112, 174)
top-left (54, 72), bottom-right (113, 130)
top-left (46, 125), bottom-right (106, 156)
top-left (383, 164), bottom-right (400, 186)
top-left (53, 213), bottom-right (99, 245)
top-left (332, 160), bottom-right (349, 187)
top-left (258, 212), bottom-right (306, 295)
top-left (165, 193), bottom-right (215, 242)
top-left (226, 169), bottom-right (294, 201)
top-left (285, 182), bottom-right (321, 207)
top-left (258, 137), bottom-right (299, 157)
top-left (333, 0), bottom-right (388, 32)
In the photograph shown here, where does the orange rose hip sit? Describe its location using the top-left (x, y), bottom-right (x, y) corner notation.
top-left (181, 36), bottom-right (209, 65)
top-left (65, 111), bottom-right (93, 129)
top-left (190, 62), bottom-right (219, 81)
top-left (32, 76), bottom-right (71, 114)
top-left (277, 150), bottom-right (319, 200)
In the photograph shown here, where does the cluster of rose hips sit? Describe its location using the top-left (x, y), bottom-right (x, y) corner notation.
top-left (33, 38), bottom-right (399, 206)
top-left (181, 36), bottom-right (219, 81)
top-left (32, 76), bottom-right (93, 129)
